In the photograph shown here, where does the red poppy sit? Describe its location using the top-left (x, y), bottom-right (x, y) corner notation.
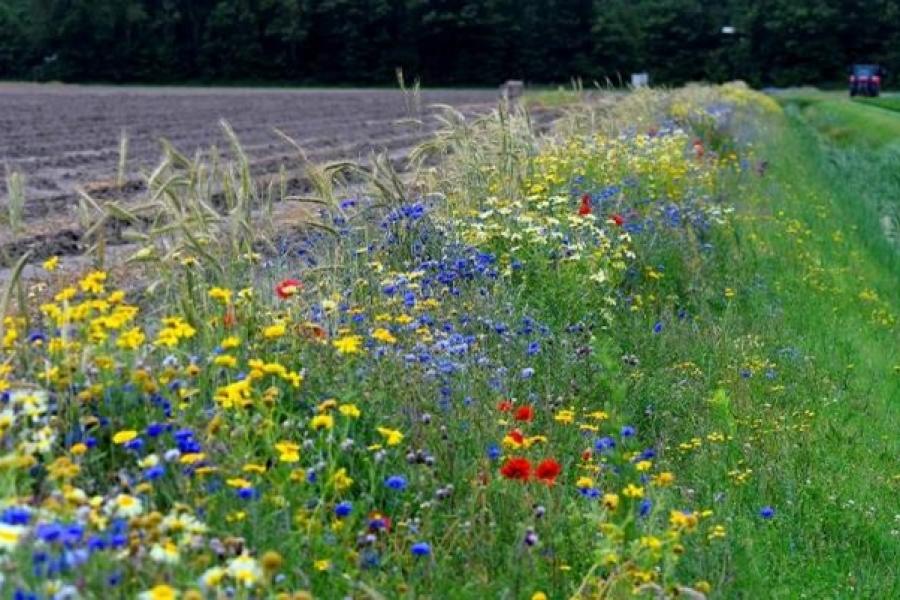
top-left (497, 399), bottom-right (513, 412)
top-left (507, 429), bottom-right (525, 445)
top-left (514, 405), bottom-right (534, 422)
top-left (275, 278), bottom-right (302, 299)
top-left (610, 213), bottom-right (624, 227)
top-left (578, 193), bottom-right (592, 216)
top-left (581, 449), bottom-right (593, 462)
top-left (500, 457), bottom-right (531, 481)
top-left (535, 458), bottom-right (562, 485)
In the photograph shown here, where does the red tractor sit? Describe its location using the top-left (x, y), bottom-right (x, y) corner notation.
top-left (849, 64), bottom-right (885, 97)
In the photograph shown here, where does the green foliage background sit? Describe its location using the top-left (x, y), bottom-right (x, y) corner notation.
top-left (2, 0), bottom-right (900, 86)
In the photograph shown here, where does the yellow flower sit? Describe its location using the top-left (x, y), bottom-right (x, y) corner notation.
top-left (669, 510), bottom-right (699, 531)
top-left (707, 524), bottom-right (727, 541)
top-left (208, 287), bottom-right (232, 303)
top-left (116, 327), bottom-right (145, 351)
top-left (316, 399), bottom-right (338, 412)
top-left (339, 403), bottom-right (361, 418)
top-left (314, 559), bottom-right (331, 571)
top-left (263, 323), bottom-right (286, 340)
top-left (274, 441), bottom-right (300, 463)
top-left (602, 493), bottom-right (620, 511)
top-left (371, 328), bottom-right (397, 344)
top-left (622, 483), bottom-right (644, 498)
top-left (531, 593), bottom-right (548, 600)
top-left (112, 430), bottom-right (137, 445)
top-left (576, 477), bottom-right (594, 489)
top-left (138, 584), bottom-right (178, 600)
top-left (79, 271), bottom-right (107, 294)
top-left (310, 414), bottom-right (334, 431)
top-left (635, 460), bottom-right (652, 472)
top-left (377, 426), bottom-right (404, 446)
top-left (332, 335), bottom-right (364, 355)
top-left (42, 256), bottom-right (60, 272)
top-left (330, 468), bottom-right (353, 491)
top-left (0, 522), bottom-right (26, 551)
top-left (226, 477), bottom-right (252, 489)
top-left (554, 409), bottom-right (575, 424)
top-left (221, 336), bottom-right (241, 349)
top-left (653, 471), bottom-right (676, 487)
top-left (55, 287), bottom-right (77, 302)
top-left (640, 535), bottom-right (663, 552)
top-left (213, 355), bottom-right (238, 368)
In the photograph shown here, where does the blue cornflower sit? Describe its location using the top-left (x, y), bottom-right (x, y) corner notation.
top-left (385, 475), bottom-right (407, 491)
top-left (236, 487), bottom-right (259, 500)
top-left (144, 465), bottom-right (165, 480)
top-left (487, 443), bottom-right (501, 460)
top-left (759, 506), bottom-right (775, 519)
top-left (1, 506), bottom-right (31, 525)
top-left (526, 341), bottom-right (541, 356)
top-left (639, 499), bottom-right (653, 517)
top-left (27, 331), bottom-right (47, 344)
top-left (579, 487), bottom-right (601, 499)
top-left (652, 321), bottom-right (663, 334)
top-left (124, 437), bottom-right (144, 452)
top-left (145, 422), bottom-right (165, 437)
top-left (520, 367), bottom-right (535, 379)
top-left (411, 542), bottom-right (431, 556)
top-left (595, 436), bottom-right (616, 452)
top-left (621, 425), bottom-right (636, 438)
top-left (334, 501), bottom-right (352, 518)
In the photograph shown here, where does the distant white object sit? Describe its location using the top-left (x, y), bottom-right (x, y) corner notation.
top-left (499, 80), bottom-right (524, 101)
top-left (631, 72), bottom-right (650, 88)
top-left (721, 26), bottom-right (736, 35)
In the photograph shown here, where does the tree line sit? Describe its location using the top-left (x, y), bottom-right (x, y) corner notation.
top-left (1, 0), bottom-right (899, 87)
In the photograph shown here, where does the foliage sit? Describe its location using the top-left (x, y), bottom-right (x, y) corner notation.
top-left (4, 1), bottom-right (900, 86)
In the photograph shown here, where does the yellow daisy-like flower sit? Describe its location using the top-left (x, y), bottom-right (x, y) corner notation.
top-left (274, 441), bottom-right (300, 463)
top-left (116, 327), bottom-right (145, 351)
top-left (314, 559), bottom-right (331, 571)
top-left (338, 403), bottom-right (361, 418)
top-left (376, 426), bottom-right (404, 446)
top-left (138, 584), bottom-right (178, 600)
top-left (310, 414), bottom-right (334, 431)
top-left (112, 430), bottom-right (137, 445)
top-left (221, 336), bottom-right (241, 349)
top-left (42, 256), bottom-right (60, 272)
top-left (262, 323), bottom-right (286, 340)
top-left (330, 468), bottom-right (353, 491)
top-left (208, 287), bottom-right (232, 303)
top-left (653, 471), bottom-right (676, 486)
top-left (332, 335), bottom-right (364, 355)
top-left (213, 354), bottom-right (238, 368)
top-left (622, 483), bottom-right (644, 498)
top-left (371, 328), bottom-right (397, 344)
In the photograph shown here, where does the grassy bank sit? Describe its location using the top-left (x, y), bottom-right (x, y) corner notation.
top-left (617, 96), bottom-right (898, 596)
top-left (0, 85), bottom-right (896, 599)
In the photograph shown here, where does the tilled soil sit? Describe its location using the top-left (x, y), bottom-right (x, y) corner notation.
top-left (0, 84), bottom-right (515, 270)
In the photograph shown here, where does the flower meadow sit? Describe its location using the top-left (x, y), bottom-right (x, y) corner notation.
top-left (3, 83), bottom-right (888, 599)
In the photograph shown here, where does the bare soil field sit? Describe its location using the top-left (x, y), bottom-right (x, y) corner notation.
top-left (0, 84), bottom-right (507, 267)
